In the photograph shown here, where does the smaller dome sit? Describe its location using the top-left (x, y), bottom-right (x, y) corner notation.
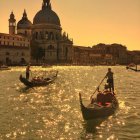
top-left (17, 19), bottom-right (32, 29)
top-left (17, 10), bottom-right (32, 29)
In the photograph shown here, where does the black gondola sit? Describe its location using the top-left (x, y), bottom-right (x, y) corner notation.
top-left (126, 66), bottom-right (140, 72)
top-left (19, 71), bottom-right (58, 87)
top-left (79, 93), bottom-right (118, 120)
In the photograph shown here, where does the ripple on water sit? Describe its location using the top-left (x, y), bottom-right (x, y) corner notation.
top-left (0, 66), bottom-right (140, 139)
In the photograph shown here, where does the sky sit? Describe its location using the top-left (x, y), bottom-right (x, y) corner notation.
top-left (0, 0), bottom-right (140, 50)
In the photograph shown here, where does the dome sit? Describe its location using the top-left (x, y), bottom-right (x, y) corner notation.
top-left (17, 19), bottom-right (32, 29)
top-left (33, 1), bottom-right (60, 26)
top-left (17, 10), bottom-right (32, 29)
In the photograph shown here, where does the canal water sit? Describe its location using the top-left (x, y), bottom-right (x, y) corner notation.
top-left (0, 66), bottom-right (140, 140)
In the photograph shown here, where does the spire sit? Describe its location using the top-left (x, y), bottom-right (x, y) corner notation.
top-left (10, 11), bottom-right (15, 19)
top-left (9, 11), bottom-right (16, 22)
top-left (42, 0), bottom-right (52, 10)
top-left (23, 9), bottom-right (27, 19)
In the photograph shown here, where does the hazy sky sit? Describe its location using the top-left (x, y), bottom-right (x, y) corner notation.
top-left (0, 0), bottom-right (140, 50)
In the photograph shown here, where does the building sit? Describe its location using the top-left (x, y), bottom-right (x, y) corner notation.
top-left (127, 51), bottom-right (140, 64)
top-left (1, 0), bottom-right (138, 66)
top-left (30, 0), bottom-right (73, 64)
top-left (0, 0), bottom-right (73, 65)
top-left (0, 12), bottom-right (30, 65)
top-left (92, 43), bottom-right (128, 65)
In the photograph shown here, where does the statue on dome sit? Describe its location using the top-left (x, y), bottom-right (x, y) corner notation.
top-left (43, 0), bottom-right (50, 6)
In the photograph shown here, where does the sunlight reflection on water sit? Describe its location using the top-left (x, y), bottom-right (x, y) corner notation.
top-left (0, 66), bottom-right (140, 139)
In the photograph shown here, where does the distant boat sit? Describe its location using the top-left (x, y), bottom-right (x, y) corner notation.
top-left (79, 93), bottom-right (118, 120)
top-left (126, 65), bottom-right (140, 72)
top-left (42, 64), bottom-right (53, 68)
top-left (0, 65), bottom-right (11, 70)
top-left (19, 71), bottom-right (58, 87)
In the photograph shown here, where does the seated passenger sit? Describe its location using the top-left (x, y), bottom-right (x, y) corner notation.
top-left (103, 83), bottom-right (114, 104)
top-left (96, 87), bottom-right (105, 106)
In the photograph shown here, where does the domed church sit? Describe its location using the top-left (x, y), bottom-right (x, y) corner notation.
top-left (0, 0), bottom-right (73, 65)
top-left (19, 0), bottom-right (73, 64)
top-left (31, 0), bottom-right (73, 64)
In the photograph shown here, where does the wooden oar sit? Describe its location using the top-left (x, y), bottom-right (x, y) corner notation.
top-left (90, 76), bottom-right (106, 99)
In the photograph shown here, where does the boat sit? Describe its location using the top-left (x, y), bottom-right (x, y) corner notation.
top-left (0, 65), bottom-right (11, 70)
top-left (19, 71), bottom-right (58, 87)
top-left (42, 64), bottom-right (53, 68)
top-left (79, 93), bottom-right (118, 120)
top-left (126, 66), bottom-right (140, 72)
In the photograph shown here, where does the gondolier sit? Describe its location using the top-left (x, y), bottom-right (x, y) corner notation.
top-left (26, 65), bottom-right (31, 80)
top-left (105, 68), bottom-right (114, 92)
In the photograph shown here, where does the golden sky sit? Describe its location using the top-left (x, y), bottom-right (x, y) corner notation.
top-left (0, 0), bottom-right (140, 50)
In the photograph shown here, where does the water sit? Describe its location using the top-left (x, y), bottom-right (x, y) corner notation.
top-left (0, 66), bottom-right (140, 140)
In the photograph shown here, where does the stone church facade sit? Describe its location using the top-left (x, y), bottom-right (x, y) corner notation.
top-left (0, 12), bottom-right (30, 65)
top-left (31, 0), bottom-right (73, 64)
top-left (0, 0), bottom-right (73, 65)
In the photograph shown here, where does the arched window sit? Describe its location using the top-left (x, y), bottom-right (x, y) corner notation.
top-left (35, 32), bottom-right (38, 39)
top-left (48, 45), bottom-right (54, 50)
top-left (21, 52), bottom-right (25, 56)
top-left (50, 32), bottom-right (54, 40)
top-left (56, 34), bottom-right (59, 40)
top-left (45, 31), bottom-right (49, 39)
top-left (25, 31), bottom-right (27, 35)
top-left (6, 52), bottom-right (10, 55)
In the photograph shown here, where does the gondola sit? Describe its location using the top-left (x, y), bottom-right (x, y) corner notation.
top-left (19, 71), bottom-right (58, 87)
top-left (0, 66), bottom-right (11, 70)
top-left (126, 66), bottom-right (140, 72)
top-left (79, 93), bottom-right (118, 120)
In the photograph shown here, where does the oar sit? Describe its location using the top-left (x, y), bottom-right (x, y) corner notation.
top-left (30, 71), bottom-right (33, 79)
top-left (90, 76), bottom-right (106, 99)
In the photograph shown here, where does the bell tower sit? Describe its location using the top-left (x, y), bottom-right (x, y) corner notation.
top-left (9, 11), bottom-right (16, 35)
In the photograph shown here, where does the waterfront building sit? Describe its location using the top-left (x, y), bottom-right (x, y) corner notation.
top-left (92, 43), bottom-right (128, 65)
top-left (1, 0), bottom-right (138, 66)
top-left (0, 0), bottom-right (73, 65)
top-left (73, 46), bottom-right (91, 65)
top-left (31, 0), bottom-right (73, 64)
top-left (0, 12), bottom-right (30, 65)
top-left (127, 51), bottom-right (140, 64)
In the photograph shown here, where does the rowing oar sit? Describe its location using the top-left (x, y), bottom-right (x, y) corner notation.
top-left (90, 76), bottom-right (106, 100)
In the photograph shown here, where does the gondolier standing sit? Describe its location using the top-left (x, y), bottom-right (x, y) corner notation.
top-left (26, 65), bottom-right (31, 80)
top-left (105, 68), bottom-right (114, 92)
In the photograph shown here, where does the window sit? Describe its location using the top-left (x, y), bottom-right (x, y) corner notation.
top-left (21, 52), bottom-right (25, 56)
top-left (48, 45), bottom-right (54, 50)
top-left (45, 31), bottom-right (49, 39)
top-left (6, 52), bottom-right (10, 55)
top-left (25, 31), bottom-right (27, 35)
top-left (36, 32), bottom-right (38, 39)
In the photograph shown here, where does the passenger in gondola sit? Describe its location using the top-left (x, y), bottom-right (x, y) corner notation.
top-left (103, 84), bottom-right (114, 105)
top-left (96, 84), bottom-right (114, 106)
top-left (26, 65), bottom-right (31, 80)
top-left (96, 87), bottom-right (105, 106)
top-left (105, 68), bottom-right (114, 92)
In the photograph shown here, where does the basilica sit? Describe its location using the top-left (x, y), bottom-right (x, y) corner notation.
top-left (0, 0), bottom-right (139, 66)
top-left (0, 0), bottom-right (73, 65)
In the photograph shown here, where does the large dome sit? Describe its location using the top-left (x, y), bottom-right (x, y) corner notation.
top-left (33, 1), bottom-right (60, 26)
